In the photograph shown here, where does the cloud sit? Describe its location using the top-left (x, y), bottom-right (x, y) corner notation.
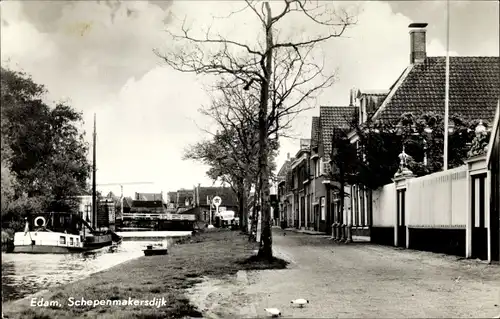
top-left (1, 1), bottom-right (497, 194)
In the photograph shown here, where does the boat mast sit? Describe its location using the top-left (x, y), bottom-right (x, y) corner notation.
top-left (92, 113), bottom-right (97, 230)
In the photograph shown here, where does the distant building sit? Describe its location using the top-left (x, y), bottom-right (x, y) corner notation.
top-left (135, 192), bottom-right (164, 202)
top-left (178, 185), bottom-right (238, 224)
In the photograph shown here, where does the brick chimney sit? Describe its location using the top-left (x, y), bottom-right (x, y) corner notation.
top-left (409, 23), bottom-right (428, 64)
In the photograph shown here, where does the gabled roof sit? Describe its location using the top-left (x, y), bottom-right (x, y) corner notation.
top-left (320, 106), bottom-right (358, 166)
top-left (197, 186), bottom-right (238, 207)
top-left (277, 160), bottom-right (291, 183)
top-left (310, 117), bottom-right (320, 150)
top-left (372, 57), bottom-right (500, 123)
top-left (123, 197), bottom-right (134, 208)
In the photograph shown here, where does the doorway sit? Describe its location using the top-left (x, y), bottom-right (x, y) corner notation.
top-left (397, 189), bottom-right (406, 248)
top-left (471, 174), bottom-right (488, 260)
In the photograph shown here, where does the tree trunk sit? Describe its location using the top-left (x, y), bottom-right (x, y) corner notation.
top-left (250, 177), bottom-right (260, 239)
top-left (242, 175), bottom-right (252, 233)
top-left (238, 186), bottom-right (244, 231)
top-left (257, 2), bottom-right (274, 261)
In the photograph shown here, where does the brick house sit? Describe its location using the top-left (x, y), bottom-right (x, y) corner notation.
top-left (345, 23), bottom-right (499, 241)
top-left (290, 139), bottom-right (313, 229)
top-left (180, 186), bottom-right (239, 225)
top-left (277, 156), bottom-right (292, 227)
top-left (313, 106), bottom-right (358, 234)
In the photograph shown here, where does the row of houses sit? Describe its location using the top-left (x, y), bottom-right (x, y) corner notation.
top-left (276, 23), bottom-right (500, 262)
top-left (108, 187), bottom-right (239, 219)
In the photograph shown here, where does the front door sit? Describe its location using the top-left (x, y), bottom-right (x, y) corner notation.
top-left (397, 189), bottom-right (406, 248)
top-left (300, 196), bottom-right (305, 228)
top-left (471, 174), bottom-right (488, 260)
top-left (314, 205), bottom-right (319, 231)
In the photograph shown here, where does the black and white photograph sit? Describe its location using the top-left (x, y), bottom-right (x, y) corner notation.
top-left (1, 0), bottom-right (499, 318)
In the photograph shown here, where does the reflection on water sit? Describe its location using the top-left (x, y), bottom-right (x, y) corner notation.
top-left (1, 238), bottom-right (175, 302)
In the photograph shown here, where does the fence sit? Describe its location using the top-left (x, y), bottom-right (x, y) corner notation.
top-left (406, 165), bottom-right (467, 228)
top-left (371, 165), bottom-right (467, 229)
top-left (370, 165), bottom-right (468, 255)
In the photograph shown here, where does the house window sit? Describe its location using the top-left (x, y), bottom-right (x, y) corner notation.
top-left (319, 158), bottom-right (324, 176)
top-left (315, 160), bottom-right (320, 177)
top-left (320, 197), bottom-right (326, 221)
top-left (69, 237), bottom-right (74, 246)
top-left (59, 236), bottom-right (66, 245)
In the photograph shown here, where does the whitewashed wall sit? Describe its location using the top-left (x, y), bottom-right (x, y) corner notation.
top-left (372, 183), bottom-right (396, 227)
top-left (406, 165), bottom-right (467, 227)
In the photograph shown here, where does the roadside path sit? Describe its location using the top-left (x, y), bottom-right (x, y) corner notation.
top-left (189, 230), bottom-right (500, 318)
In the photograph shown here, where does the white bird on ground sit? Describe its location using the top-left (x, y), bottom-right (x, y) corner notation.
top-left (291, 298), bottom-right (309, 308)
top-left (264, 308), bottom-right (281, 317)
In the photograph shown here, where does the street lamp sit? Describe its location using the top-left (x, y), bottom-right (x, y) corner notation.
top-left (395, 122), bottom-right (404, 136)
top-left (448, 119), bottom-right (455, 133)
top-left (422, 125), bottom-right (433, 166)
top-left (475, 120), bottom-right (486, 135)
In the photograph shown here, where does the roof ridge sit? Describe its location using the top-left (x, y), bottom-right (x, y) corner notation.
top-left (371, 64), bottom-right (414, 121)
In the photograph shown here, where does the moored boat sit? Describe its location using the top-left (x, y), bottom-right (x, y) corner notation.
top-left (143, 243), bottom-right (168, 256)
top-left (12, 212), bottom-right (120, 254)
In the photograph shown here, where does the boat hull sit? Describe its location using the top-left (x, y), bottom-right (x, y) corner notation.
top-left (12, 245), bottom-right (87, 254)
top-left (143, 249), bottom-right (168, 256)
top-left (11, 231), bottom-right (116, 254)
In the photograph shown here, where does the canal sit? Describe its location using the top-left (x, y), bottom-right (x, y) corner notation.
top-left (1, 232), bottom-right (191, 302)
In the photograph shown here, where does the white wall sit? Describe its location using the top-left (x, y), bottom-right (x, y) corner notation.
top-left (372, 183), bottom-right (396, 227)
top-left (406, 165), bottom-right (467, 227)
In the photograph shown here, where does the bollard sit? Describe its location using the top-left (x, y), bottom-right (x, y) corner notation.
top-left (341, 224), bottom-right (347, 242)
top-left (335, 223), bottom-right (340, 241)
top-left (346, 225), bottom-right (353, 243)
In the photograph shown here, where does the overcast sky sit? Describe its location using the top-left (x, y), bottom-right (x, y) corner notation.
top-left (1, 0), bottom-right (498, 197)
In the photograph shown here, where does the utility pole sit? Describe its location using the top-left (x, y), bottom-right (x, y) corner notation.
top-left (443, 0), bottom-right (450, 170)
top-left (92, 113), bottom-right (97, 229)
top-left (120, 185), bottom-right (124, 219)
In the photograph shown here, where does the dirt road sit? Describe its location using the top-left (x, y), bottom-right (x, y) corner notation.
top-left (187, 230), bottom-right (500, 318)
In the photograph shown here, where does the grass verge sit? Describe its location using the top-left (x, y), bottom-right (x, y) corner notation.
top-left (2, 229), bottom-right (288, 319)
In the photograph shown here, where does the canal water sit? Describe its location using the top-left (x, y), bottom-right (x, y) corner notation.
top-left (1, 231), bottom-right (191, 302)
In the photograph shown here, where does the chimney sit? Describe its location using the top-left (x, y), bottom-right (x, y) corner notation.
top-left (349, 87), bottom-right (358, 106)
top-left (409, 23), bottom-right (428, 64)
top-left (287, 153), bottom-right (290, 160)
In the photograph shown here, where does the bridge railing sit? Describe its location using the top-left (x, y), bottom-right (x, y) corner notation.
top-left (121, 213), bottom-right (196, 221)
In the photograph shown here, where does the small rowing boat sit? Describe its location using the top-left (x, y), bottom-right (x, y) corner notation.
top-left (143, 243), bottom-right (168, 256)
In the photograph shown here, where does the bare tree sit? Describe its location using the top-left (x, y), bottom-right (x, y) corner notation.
top-left (187, 80), bottom-right (279, 233)
top-left (156, 0), bottom-right (356, 260)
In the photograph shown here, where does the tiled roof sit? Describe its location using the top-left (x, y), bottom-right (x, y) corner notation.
top-left (196, 187), bottom-right (238, 207)
top-left (310, 117), bottom-right (320, 150)
top-left (320, 106), bottom-right (359, 165)
top-left (277, 160), bottom-right (291, 179)
top-left (373, 57), bottom-right (500, 123)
